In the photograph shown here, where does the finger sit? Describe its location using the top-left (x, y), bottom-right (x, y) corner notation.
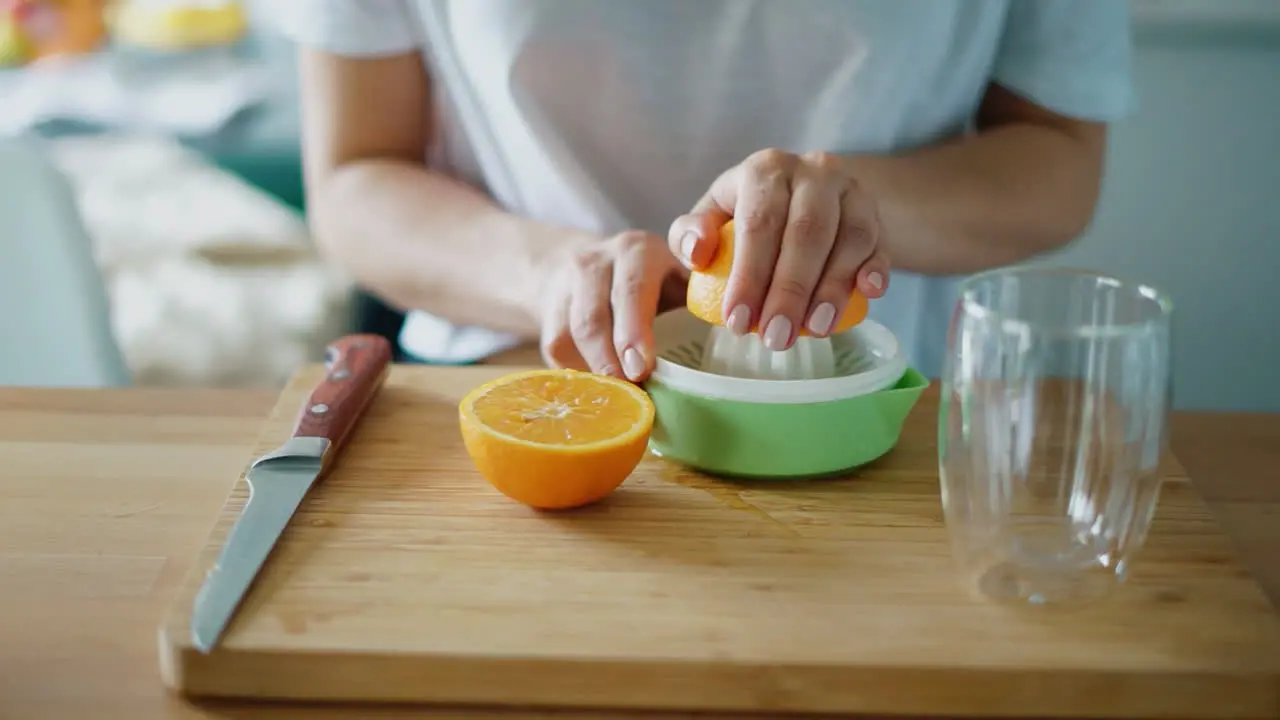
top-left (667, 209), bottom-right (731, 270)
top-left (856, 246), bottom-right (890, 299)
top-left (803, 190), bottom-right (881, 337)
top-left (757, 175), bottom-right (840, 351)
top-left (838, 182), bottom-right (879, 268)
top-left (722, 150), bottom-right (793, 335)
top-left (540, 286), bottom-right (585, 370)
top-left (610, 234), bottom-right (666, 382)
top-left (567, 255), bottom-right (623, 377)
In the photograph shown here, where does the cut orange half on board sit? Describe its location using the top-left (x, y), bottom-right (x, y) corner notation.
top-left (459, 369), bottom-right (655, 510)
top-left (686, 219), bottom-right (869, 335)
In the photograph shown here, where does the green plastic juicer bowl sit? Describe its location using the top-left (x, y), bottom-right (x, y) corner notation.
top-left (643, 308), bottom-right (929, 478)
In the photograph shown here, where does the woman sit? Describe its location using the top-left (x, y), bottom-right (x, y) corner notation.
top-left (274, 0), bottom-right (1133, 380)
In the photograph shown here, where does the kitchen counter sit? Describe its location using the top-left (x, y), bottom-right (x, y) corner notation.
top-left (2, 359), bottom-right (1278, 719)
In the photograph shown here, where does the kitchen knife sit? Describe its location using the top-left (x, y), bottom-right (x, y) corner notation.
top-left (190, 333), bottom-right (393, 653)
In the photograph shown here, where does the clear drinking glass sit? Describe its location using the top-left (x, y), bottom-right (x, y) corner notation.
top-left (938, 267), bottom-right (1173, 606)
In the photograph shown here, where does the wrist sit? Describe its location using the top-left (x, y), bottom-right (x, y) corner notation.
top-left (514, 217), bottom-right (598, 320)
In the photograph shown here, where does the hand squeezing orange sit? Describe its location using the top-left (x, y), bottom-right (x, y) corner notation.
top-left (459, 369), bottom-right (654, 510)
top-left (686, 220), bottom-right (869, 336)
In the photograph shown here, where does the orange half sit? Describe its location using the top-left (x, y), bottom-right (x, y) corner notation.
top-left (686, 219), bottom-right (869, 335)
top-left (458, 369), bottom-right (655, 510)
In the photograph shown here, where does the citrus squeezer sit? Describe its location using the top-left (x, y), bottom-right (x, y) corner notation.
top-left (642, 306), bottom-right (926, 478)
top-left (699, 328), bottom-right (837, 380)
top-left (652, 309), bottom-right (908, 403)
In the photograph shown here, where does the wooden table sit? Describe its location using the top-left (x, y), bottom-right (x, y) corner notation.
top-left (3, 360), bottom-right (1278, 719)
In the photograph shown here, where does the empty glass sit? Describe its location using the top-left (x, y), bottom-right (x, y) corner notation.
top-left (938, 267), bottom-right (1173, 606)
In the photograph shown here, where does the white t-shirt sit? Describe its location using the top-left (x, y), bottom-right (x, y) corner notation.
top-left (271, 0), bottom-right (1135, 376)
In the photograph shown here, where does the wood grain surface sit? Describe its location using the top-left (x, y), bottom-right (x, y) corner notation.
top-left (1, 370), bottom-right (1278, 720)
top-left (151, 365), bottom-right (1280, 719)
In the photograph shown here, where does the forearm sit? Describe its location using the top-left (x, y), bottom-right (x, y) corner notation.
top-left (308, 158), bottom-right (593, 337)
top-left (851, 118), bottom-right (1105, 276)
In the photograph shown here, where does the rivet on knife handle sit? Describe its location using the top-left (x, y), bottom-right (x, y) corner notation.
top-left (294, 334), bottom-right (393, 475)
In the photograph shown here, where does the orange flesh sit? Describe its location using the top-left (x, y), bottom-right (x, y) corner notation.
top-left (469, 373), bottom-right (646, 447)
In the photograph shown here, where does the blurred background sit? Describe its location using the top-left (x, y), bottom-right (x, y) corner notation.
top-left (1, 0), bottom-right (1278, 412)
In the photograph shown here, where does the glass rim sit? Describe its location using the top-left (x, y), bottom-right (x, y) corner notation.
top-left (957, 266), bottom-right (1173, 339)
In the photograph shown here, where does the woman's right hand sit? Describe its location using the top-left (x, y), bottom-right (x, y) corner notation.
top-left (540, 230), bottom-right (688, 383)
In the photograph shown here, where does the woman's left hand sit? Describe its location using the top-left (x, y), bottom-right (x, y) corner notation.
top-left (668, 149), bottom-right (890, 351)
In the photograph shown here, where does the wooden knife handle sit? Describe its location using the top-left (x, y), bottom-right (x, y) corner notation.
top-left (293, 334), bottom-right (393, 470)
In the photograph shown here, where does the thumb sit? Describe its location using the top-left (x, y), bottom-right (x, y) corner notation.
top-left (667, 208), bottom-right (731, 270)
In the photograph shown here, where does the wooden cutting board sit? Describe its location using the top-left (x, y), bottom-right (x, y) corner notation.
top-left (159, 365), bottom-right (1280, 719)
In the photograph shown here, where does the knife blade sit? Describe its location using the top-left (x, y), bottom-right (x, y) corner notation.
top-left (190, 333), bottom-right (392, 653)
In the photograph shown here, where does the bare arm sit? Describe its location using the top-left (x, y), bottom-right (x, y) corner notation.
top-left (851, 83), bottom-right (1108, 275)
top-left (298, 48), bottom-right (594, 337)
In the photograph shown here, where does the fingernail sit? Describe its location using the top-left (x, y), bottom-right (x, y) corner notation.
top-left (726, 305), bottom-right (751, 335)
top-left (868, 272), bottom-right (884, 291)
top-left (807, 302), bottom-right (836, 336)
top-left (622, 347), bottom-right (646, 381)
top-left (680, 231), bottom-right (699, 264)
top-left (763, 316), bottom-right (792, 351)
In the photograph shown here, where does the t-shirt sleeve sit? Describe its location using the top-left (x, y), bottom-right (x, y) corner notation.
top-left (264, 0), bottom-right (424, 57)
top-left (992, 0), bottom-right (1137, 121)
